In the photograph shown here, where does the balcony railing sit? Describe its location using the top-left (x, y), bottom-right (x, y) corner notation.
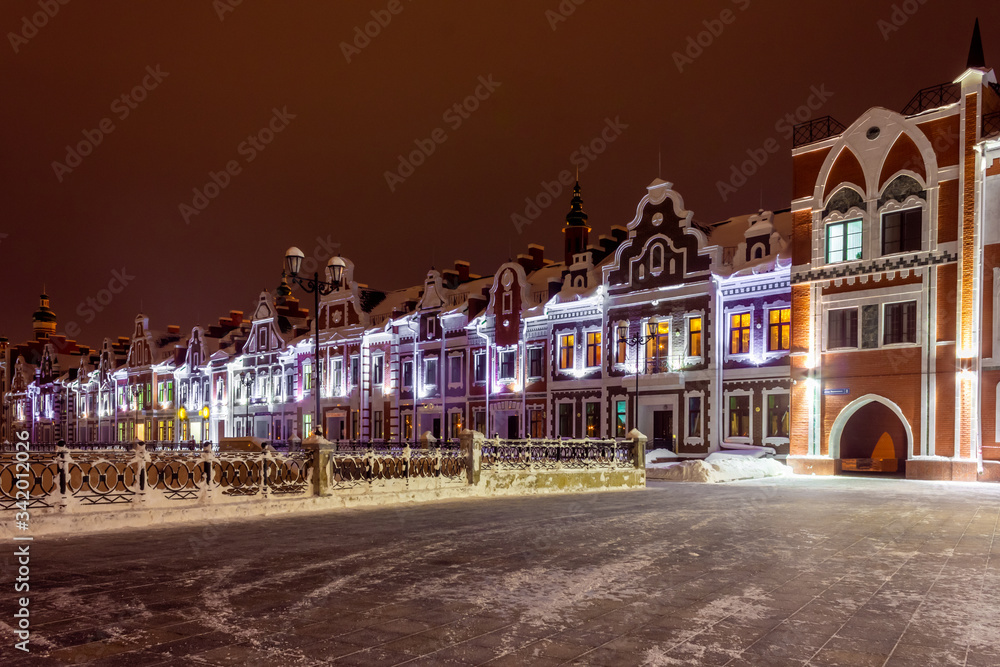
top-left (902, 82), bottom-right (960, 116)
top-left (793, 116), bottom-right (846, 148)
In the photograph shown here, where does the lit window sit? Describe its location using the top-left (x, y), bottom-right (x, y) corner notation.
top-left (303, 362), bottom-right (313, 390)
top-left (828, 308), bottom-right (858, 349)
top-left (615, 400), bottom-right (627, 437)
top-left (530, 410), bottom-right (545, 438)
top-left (729, 313), bottom-right (751, 355)
top-left (585, 402), bottom-right (599, 437)
top-left (826, 219), bottom-right (863, 263)
top-left (585, 332), bottom-right (601, 368)
top-left (883, 301), bottom-right (917, 345)
top-left (688, 317), bottom-right (702, 357)
top-left (768, 308), bottom-right (791, 351)
top-left (559, 334), bottom-right (574, 370)
top-left (882, 209), bottom-right (921, 255)
top-left (728, 396), bottom-right (750, 438)
top-left (645, 320), bottom-right (670, 372)
top-left (767, 394), bottom-right (790, 438)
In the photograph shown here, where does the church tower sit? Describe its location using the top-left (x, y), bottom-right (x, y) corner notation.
top-left (563, 180), bottom-right (591, 266)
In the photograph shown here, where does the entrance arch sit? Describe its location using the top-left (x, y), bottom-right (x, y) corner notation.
top-left (829, 394), bottom-right (913, 462)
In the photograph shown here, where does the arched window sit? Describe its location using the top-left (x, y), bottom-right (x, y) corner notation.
top-left (752, 243), bottom-right (765, 260)
top-left (650, 244), bottom-right (664, 274)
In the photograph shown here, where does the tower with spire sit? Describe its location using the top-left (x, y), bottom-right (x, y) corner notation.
top-left (563, 179), bottom-right (591, 266)
top-left (32, 292), bottom-right (57, 341)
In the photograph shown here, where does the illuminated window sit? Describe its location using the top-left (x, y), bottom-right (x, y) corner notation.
top-left (559, 334), bottom-right (574, 370)
top-left (450, 412), bottom-right (462, 438)
top-left (729, 313), bottom-right (751, 355)
top-left (883, 301), bottom-right (917, 345)
top-left (768, 308), bottom-right (791, 351)
top-left (826, 219), bottom-right (863, 263)
top-left (688, 317), bottom-right (702, 357)
top-left (530, 410), bottom-right (545, 439)
top-left (585, 402), bottom-right (599, 437)
top-left (882, 209), bottom-right (921, 255)
top-left (728, 395), bottom-right (750, 438)
top-left (767, 394), bottom-right (790, 438)
top-left (303, 414), bottom-right (312, 438)
top-left (303, 362), bottom-right (313, 390)
top-left (828, 308), bottom-right (858, 349)
top-left (585, 332), bottom-right (602, 368)
top-left (615, 400), bottom-right (627, 437)
top-left (645, 320), bottom-right (670, 372)
top-left (403, 413), bottom-right (413, 440)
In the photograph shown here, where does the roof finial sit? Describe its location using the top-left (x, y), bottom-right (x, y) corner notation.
top-left (968, 18), bottom-right (986, 70)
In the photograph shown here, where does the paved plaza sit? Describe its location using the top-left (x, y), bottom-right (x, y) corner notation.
top-left (6, 477), bottom-right (1000, 666)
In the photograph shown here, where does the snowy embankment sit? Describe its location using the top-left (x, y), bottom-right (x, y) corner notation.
top-left (646, 451), bottom-right (793, 483)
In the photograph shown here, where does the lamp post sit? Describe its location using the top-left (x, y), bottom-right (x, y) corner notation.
top-left (616, 320), bottom-right (658, 436)
top-left (237, 371), bottom-right (255, 437)
top-left (283, 248), bottom-right (346, 438)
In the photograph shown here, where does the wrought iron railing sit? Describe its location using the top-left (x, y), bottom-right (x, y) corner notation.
top-left (326, 445), bottom-right (468, 490)
top-left (902, 82), bottom-right (960, 116)
top-left (480, 438), bottom-right (634, 471)
top-left (792, 116), bottom-right (846, 148)
top-left (984, 111), bottom-right (1000, 140)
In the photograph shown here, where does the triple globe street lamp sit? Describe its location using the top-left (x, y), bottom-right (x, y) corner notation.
top-left (283, 248), bottom-right (346, 439)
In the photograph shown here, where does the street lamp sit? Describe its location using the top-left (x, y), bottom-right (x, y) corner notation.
top-left (283, 248), bottom-right (346, 438)
top-left (616, 320), bottom-right (658, 437)
top-left (237, 371), bottom-right (256, 437)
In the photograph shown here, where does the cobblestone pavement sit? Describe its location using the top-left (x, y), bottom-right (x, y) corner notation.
top-left (5, 476), bottom-right (1000, 666)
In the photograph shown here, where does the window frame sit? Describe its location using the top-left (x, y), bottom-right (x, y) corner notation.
top-left (726, 393), bottom-right (752, 442)
top-left (767, 307), bottom-right (791, 352)
top-left (559, 333), bottom-right (575, 370)
top-left (729, 311), bottom-right (752, 356)
top-left (827, 307), bottom-right (860, 350)
top-left (881, 207), bottom-right (922, 256)
top-left (498, 349), bottom-right (516, 381)
top-left (882, 300), bottom-right (918, 346)
top-left (585, 331), bottom-right (602, 368)
top-left (687, 315), bottom-right (703, 359)
top-left (825, 218), bottom-right (864, 264)
top-left (645, 319), bottom-right (670, 372)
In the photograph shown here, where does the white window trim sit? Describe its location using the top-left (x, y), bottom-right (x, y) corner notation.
top-left (723, 306), bottom-right (756, 362)
top-left (822, 208), bottom-right (866, 266)
top-left (555, 399), bottom-right (576, 439)
top-left (526, 345), bottom-right (545, 380)
top-left (683, 311), bottom-right (706, 365)
top-left (683, 389), bottom-right (705, 446)
top-left (880, 299), bottom-right (921, 349)
top-left (643, 316), bottom-right (671, 373)
top-left (423, 355), bottom-right (438, 387)
top-left (824, 306), bottom-right (861, 352)
top-left (763, 301), bottom-right (793, 357)
top-left (447, 352), bottom-right (464, 388)
top-left (583, 329), bottom-right (602, 369)
top-left (401, 358), bottom-right (414, 390)
top-left (724, 389), bottom-right (753, 444)
top-left (761, 387), bottom-right (791, 446)
top-left (557, 331), bottom-right (576, 372)
top-left (472, 351), bottom-right (487, 385)
top-left (498, 348), bottom-right (517, 382)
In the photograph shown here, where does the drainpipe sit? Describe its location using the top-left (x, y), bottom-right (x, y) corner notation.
top-left (713, 275), bottom-right (725, 454)
top-left (406, 316), bottom-right (419, 444)
top-left (441, 317), bottom-right (447, 441)
top-left (521, 317), bottom-right (528, 438)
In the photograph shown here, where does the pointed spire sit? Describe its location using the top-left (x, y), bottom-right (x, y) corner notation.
top-left (968, 18), bottom-right (986, 70)
top-left (564, 180), bottom-right (590, 229)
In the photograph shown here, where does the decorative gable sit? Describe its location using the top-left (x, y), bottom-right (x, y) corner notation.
top-left (605, 180), bottom-right (717, 293)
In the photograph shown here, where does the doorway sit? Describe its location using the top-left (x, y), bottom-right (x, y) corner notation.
top-left (653, 410), bottom-right (675, 451)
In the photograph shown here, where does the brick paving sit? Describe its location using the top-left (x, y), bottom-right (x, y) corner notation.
top-left (5, 476), bottom-right (1000, 665)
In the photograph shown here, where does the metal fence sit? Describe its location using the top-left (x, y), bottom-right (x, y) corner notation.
top-left (1, 434), bottom-right (644, 514)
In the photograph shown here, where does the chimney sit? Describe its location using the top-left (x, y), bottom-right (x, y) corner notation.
top-left (167, 325), bottom-right (180, 335)
top-left (455, 260), bottom-right (470, 283)
top-left (600, 234), bottom-right (618, 255)
top-left (229, 311), bottom-right (244, 325)
top-left (468, 295), bottom-right (487, 319)
top-left (548, 276), bottom-right (562, 300)
top-left (528, 244), bottom-right (545, 270)
top-left (516, 254), bottom-right (534, 273)
top-left (442, 269), bottom-right (459, 289)
top-left (610, 225), bottom-right (628, 243)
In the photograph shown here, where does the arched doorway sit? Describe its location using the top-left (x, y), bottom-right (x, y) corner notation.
top-left (831, 396), bottom-right (910, 476)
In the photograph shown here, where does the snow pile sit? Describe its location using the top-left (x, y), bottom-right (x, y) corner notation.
top-left (647, 454), bottom-right (792, 483)
top-left (645, 448), bottom-right (678, 466)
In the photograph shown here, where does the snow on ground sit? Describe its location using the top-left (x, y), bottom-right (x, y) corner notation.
top-left (647, 453), bottom-right (792, 483)
top-left (644, 448), bottom-right (678, 465)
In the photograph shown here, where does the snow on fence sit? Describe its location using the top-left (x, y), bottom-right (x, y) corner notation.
top-left (1, 431), bottom-right (645, 533)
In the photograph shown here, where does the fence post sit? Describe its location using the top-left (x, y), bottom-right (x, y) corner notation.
top-left (302, 434), bottom-right (334, 496)
top-left (199, 444), bottom-right (216, 505)
top-left (133, 442), bottom-right (151, 505)
top-left (460, 429), bottom-right (482, 486)
top-left (56, 444), bottom-right (72, 511)
top-left (260, 445), bottom-right (271, 500)
top-left (627, 429), bottom-right (647, 470)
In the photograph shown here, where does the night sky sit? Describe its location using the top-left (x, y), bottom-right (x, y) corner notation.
top-left (1, 0), bottom-right (997, 347)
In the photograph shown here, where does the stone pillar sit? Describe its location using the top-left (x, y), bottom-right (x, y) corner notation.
top-left (626, 429), bottom-right (647, 470)
top-left (302, 434), bottom-right (335, 496)
top-left (460, 429), bottom-right (483, 485)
